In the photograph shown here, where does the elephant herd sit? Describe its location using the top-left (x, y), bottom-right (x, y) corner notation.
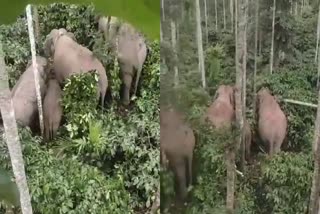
top-left (7, 15), bottom-right (148, 141)
top-left (160, 84), bottom-right (288, 202)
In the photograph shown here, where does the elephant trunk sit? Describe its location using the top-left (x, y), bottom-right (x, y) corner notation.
top-left (121, 64), bottom-right (134, 106)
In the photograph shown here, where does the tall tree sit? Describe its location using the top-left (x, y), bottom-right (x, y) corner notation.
top-left (253, 0), bottom-right (259, 120)
top-left (171, 20), bottom-right (179, 86)
top-left (309, 52), bottom-right (320, 214)
top-left (0, 36), bottom-right (33, 214)
top-left (32, 6), bottom-right (40, 43)
top-left (215, 0), bottom-right (218, 31)
top-left (195, 0), bottom-right (206, 88)
top-left (223, 0), bottom-right (226, 29)
top-left (230, 0), bottom-right (234, 32)
top-left (270, 0), bottom-right (276, 74)
top-left (204, 0), bottom-right (209, 44)
top-left (315, 2), bottom-right (320, 65)
top-left (26, 4), bottom-right (44, 136)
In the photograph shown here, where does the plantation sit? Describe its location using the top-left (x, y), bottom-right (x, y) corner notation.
top-left (0, 3), bottom-right (159, 213)
top-left (160, 0), bottom-right (320, 213)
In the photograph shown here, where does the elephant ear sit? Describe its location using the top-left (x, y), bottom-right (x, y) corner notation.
top-left (44, 29), bottom-right (60, 57)
top-left (66, 32), bottom-right (76, 42)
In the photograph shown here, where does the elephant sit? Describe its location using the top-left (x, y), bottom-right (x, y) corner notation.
top-left (160, 106), bottom-right (195, 201)
top-left (43, 77), bottom-right (63, 141)
top-left (44, 28), bottom-right (108, 109)
top-left (97, 16), bottom-right (148, 105)
top-left (204, 84), bottom-right (235, 129)
top-left (257, 88), bottom-right (287, 156)
top-left (11, 56), bottom-right (50, 130)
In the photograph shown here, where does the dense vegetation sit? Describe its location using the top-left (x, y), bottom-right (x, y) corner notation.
top-left (0, 3), bottom-right (159, 213)
top-left (161, 0), bottom-right (319, 213)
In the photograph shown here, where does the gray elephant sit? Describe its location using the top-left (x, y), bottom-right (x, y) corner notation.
top-left (97, 16), bottom-right (148, 105)
top-left (11, 56), bottom-right (50, 130)
top-left (160, 106), bottom-right (195, 201)
top-left (204, 85), bottom-right (235, 129)
top-left (43, 77), bottom-right (63, 141)
top-left (44, 28), bottom-right (108, 108)
top-left (257, 88), bottom-right (287, 156)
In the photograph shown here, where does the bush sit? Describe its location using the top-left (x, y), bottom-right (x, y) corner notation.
top-left (62, 71), bottom-right (99, 139)
top-left (0, 128), bottom-right (132, 214)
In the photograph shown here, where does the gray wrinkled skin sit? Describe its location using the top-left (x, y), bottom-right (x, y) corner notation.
top-left (43, 78), bottom-right (63, 141)
top-left (11, 56), bottom-right (49, 129)
top-left (160, 106), bottom-right (195, 201)
top-left (257, 88), bottom-right (287, 156)
top-left (44, 28), bottom-right (108, 108)
top-left (98, 16), bottom-right (147, 105)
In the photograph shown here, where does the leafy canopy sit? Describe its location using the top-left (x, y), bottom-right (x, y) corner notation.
top-left (0, 0), bottom-right (160, 39)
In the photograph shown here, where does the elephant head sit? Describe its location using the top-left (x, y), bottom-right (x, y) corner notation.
top-left (25, 56), bottom-right (50, 84)
top-left (44, 28), bottom-right (76, 57)
top-left (205, 84), bottom-right (235, 129)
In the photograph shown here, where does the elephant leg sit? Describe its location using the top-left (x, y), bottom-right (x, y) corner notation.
top-left (269, 140), bottom-right (274, 156)
top-left (120, 62), bottom-right (134, 105)
top-left (173, 160), bottom-right (187, 201)
top-left (274, 139), bottom-right (282, 154)
top-left (187, 154), bottom-right (193, 188)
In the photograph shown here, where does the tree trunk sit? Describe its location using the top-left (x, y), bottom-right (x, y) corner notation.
top-left (253, 0), bottom-right (259, 121)
top-left (215, 0), bottom-right (218, 31)
top-left (204, 0), bottom-right (209, 44)
top-left (32, 6), bottom-right (40, 43)
top-left (0, 41), bottom-right (33, 214)
top-left (161, 0), bottom-right (165, 21)
top-left (230, 0), bottom-right (234, 32)
top-left (290, 0), bottom-right (293, 14)
top-left (270, 0), bottom-right (276, 74)
top-left (295, 2), bottom-right (298, 16)
top-left (223, 0), bottom-right (226, 29)
top-left (315, 2), bottom-right (320, 66)
top-left (309, 65), bottom-right (320, 214)
top-left (171, 20), bottom-right (179, 86)
top-left (26, 5), bottom-right (44, 136)
top-left (195, 0), bottom-right (206, 88)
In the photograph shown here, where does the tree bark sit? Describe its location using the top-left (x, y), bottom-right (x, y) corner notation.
top-left (171, 20), bottom-right (179, 86)
top-left (309, 73), bottom-right (320, 214)
top-left (0, 39), bottom-right (33, 214)
top-left (195, 0), bottom-right (206, 88)
top-left (204, 0), bottom-right (209, 44)
top-left (26, 5), bottom-right (44, 136)
top-left (32, 6), bottom-right (40, 43)
top-left (215, 0), bottom-right (218, 31)
top-left (223, 0), bottom-right (226, 29)
top-left (253, 0), bottom-right (259, 121)
top-left (270, 0), bottom-right (276, 74)
top-left (315, 2), bottom-right (320, 67)
top-left (230, 0), bottom-right (234, 32)
top-left (161, 0), bottom-right (165, 21)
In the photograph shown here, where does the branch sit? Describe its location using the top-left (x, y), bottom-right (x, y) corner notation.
top-left (283, 99), bottom-right (317, 108)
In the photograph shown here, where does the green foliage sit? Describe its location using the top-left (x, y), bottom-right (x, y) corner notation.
top-left (259, 152), bottom-right (313, 213)
top-left (62, 71), bottom-right (99, 139)
top-left (0, 128), bottom-right (132, 214)
top-left (0, 168), bottom-right (20, 207)
top-left (0, 0), bottom-right (160, 39)
top-left (0, 3), bottom-right (160, 213)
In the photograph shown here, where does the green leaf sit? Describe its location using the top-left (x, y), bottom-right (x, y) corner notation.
top-left (0, 0), bottom-right (159, 39)
top-left (0, 168), bottom-right (20, 207)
